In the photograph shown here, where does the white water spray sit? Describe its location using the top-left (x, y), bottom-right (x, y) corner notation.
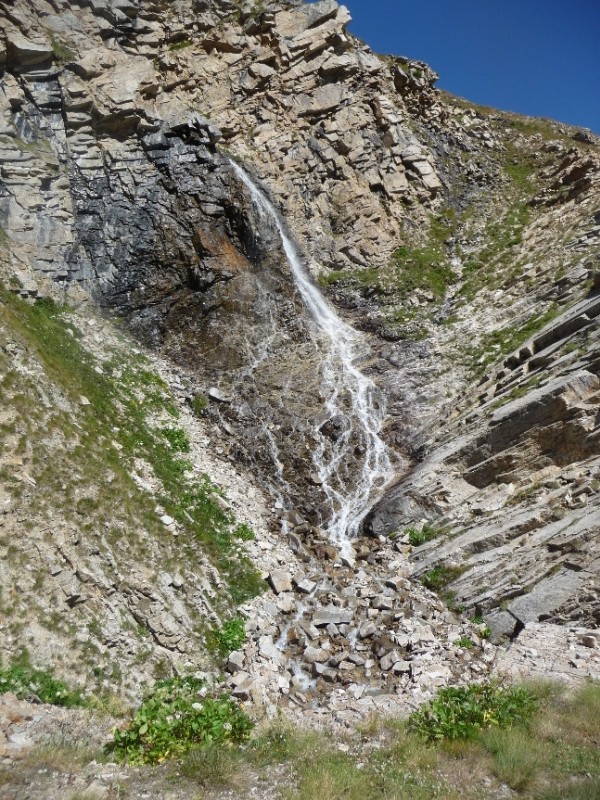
top-left (231, 162), bottom-right (393, 553)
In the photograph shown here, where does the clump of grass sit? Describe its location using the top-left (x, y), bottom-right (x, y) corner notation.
top-left (191, 393), bottom-right (207, 415)
top-left (482, 726), bottom-right (543, 791)
top-left (180, 743), bottom-right (248, 790)
top-left (454, 636), bottom-right (474, 649)
top-left (50, 34), bottom-right (75, 65)
top-left (248, 722), bottom-right (319, 765)
top-left (233, 522), bottom-right (255, 541)
top-left (421, 564), bottom-right (466, 592)
top-left (167, 39), bottom-right (192, 52)
top-left (406, 523), bottom-right (440, 546)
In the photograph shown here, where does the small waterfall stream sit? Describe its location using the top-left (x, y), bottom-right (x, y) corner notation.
top-left (231, 161), bottom-right (393, 554)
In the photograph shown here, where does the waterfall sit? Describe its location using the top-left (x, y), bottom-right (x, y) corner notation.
top-left (231, 161), bottom-right (393, 554)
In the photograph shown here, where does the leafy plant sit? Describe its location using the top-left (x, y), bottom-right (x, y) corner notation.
top-left (207, 617), bottom-right (246, 659)
top-left (159, 426), bottom-right (191, 453)
top-left (110, 676), bottom-right (253, 764)
top-left (454, 636), bottom-right (474, 649)
top-left (407, 524), bottom-right (440, 546)
top-left (0, 658), bottom-right (84, 707)
top-left (408, 682), bottom-right (537, 742)
top-left (233, 522), bottom-right (255, 541)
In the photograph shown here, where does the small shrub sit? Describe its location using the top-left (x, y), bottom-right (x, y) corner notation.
top-left (421, 564), bottom-right (466, 592)
top-left (191, 393), bottom-right (208, 415)
top-left (110, 676), bottom-right (253, 765)
top-left (408, 682), bottom-right (537, 742)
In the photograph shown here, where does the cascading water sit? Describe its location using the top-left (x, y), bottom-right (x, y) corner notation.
top-left (231, 161), bottom-right (393, 555)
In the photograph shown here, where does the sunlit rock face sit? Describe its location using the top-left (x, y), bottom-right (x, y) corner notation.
top-left (1, 0), bottom-right (599, 689)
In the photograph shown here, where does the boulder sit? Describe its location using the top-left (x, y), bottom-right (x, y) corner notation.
top-left (268, 570), bottom-right (293, 594)
top-left (5, 30), bottom-right (53, 67)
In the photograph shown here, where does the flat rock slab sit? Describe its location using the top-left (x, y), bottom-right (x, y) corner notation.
top-left (509, 569), bottom-right (587, 624)
top-left (495, 622), bottom-right (600, 685)
top-left (312, 606), bottom-right (353, 627)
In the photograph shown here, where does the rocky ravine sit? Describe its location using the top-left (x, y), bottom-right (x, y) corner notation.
top-left (0, 0), bottom-right (600, 749)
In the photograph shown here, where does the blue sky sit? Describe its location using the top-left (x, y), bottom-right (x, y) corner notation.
top-left (344, 0), bottom-right (600, 134)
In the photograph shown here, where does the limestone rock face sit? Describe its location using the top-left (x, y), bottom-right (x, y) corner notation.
top-left (0, 0), bottom-right (600, 699)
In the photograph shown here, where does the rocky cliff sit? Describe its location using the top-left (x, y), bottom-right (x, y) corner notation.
top-left (1, 0), bottom-right (599, 714)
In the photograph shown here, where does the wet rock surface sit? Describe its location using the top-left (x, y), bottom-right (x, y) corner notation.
top-left (233, 532), bottom-right (498, 727)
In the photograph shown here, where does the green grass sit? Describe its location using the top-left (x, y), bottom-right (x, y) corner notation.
top-left (0, 285), bottom-right (264, 693)
top-left (50, 34), bottom-right (75, 65)
top-left (421, 564), bottom-right (467, 592)
top-left (2, 681), bottom-right (599, 798)
top-left (465, 304), bottom-right (559, 378)
top-left (0, 285), bottom-right (264, 610)
top-left (460, 202), bottom-right (532, 301)
top-left (167, 39), bottom-right (193, 51)
top-left (318, 209), bottom-right (458, 339)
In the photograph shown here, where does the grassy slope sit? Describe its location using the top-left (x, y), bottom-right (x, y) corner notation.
top-left (0, 285), bottom-right (263, 697)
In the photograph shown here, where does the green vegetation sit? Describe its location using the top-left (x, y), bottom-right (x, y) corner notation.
top-left (49, 34), bottom-right (75, 65)
top-left (206, 617), bottom-right (246, 659)
top-left (0, 654), bottom-right (84, 707)
top-left (409, 682), bottom-right (537, 742)
top-left (318, 209), bottom-right (459, 339)
top-left (159, 426), bottom-right (191, 453)
top-left (456, 134), bottom-right (541, 303)
top-left (191, 392), bottom-right (208, 415)
top-left (167, 39), bottom-right (192, 51)
top-left (0, 285), bottom-right (264, 624)
top-left (110, 676), bottom-right (253, 765)
top-left (465, 304), bottom-right (559, 377)
top-left (389, 241), bottom-right (455, 299)
top-left (460, 200), bottom-right (532, 301)
top-left (2, 681), bottom-right (600, 798)
top-left (454, 636), bottom-right (475, 649)
top-left (233, 522), bottom-right (255, 541)
top-left (406, 523), bottom-right (441, 547)
top-left (320, 209), bottom-right (456, 301)
top-left (421, 564), bottom-right (466, 592)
